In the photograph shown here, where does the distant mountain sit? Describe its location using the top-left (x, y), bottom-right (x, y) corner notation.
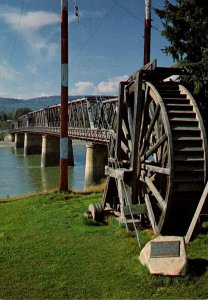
top-left (0, 95), bottom-right (82, 114)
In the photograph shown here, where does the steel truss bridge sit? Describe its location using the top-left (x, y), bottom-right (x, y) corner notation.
top-left (12, 96), bottom-right (118, 144)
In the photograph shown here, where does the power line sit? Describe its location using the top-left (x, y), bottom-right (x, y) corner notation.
top-left (72, 0), bottom-right (118, 62)
top-left (72, 0), bottom-right (162, 64)
top-left (10, 0), bottom-right (25, 63)
top-left (112, 0), bottom-right (161, 32)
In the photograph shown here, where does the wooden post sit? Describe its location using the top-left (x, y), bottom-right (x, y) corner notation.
top-left (185, 181), bottom-right (208, 243)
top-left (144, 0), bottom-right (151, 65)
top-left (60, 0), bottom-right (69, 191)
top-left (131, 72), bottom-right (143, 204)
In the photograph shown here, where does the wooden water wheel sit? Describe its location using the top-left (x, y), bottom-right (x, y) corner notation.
top-left (103, 66), bottom-right (208, 236)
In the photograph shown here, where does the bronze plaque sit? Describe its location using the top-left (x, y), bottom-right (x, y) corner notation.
top-left (150, 241), bottom-right (180, 258)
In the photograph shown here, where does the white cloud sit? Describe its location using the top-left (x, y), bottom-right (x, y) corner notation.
top-left (0, 60), bottom-right (18, 81)
top-left (97, 75), bottom-right (129, 94)
top-left (0, 6), bottom-right (60, 65)
top-left (71, 82), bottom-right (95, 95)
top-left (71, 75), bottom-right (129, 95)
top-left (0, 9), bottom-right (59, 32)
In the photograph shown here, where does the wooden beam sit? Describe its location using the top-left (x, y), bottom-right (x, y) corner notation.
top-left (141, 163), bottom-right (170, 175)
top-left (131, 72), bottom-right (143, 204)
top-left (185, 181), bottom-right (208, 244)
top-left (123, 203), bottom-right (147, 215)
top-left (115, 82), bottom-right (126, 159)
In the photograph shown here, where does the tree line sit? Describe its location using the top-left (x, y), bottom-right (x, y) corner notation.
top-left (0, 107), bottom-right (31, 122)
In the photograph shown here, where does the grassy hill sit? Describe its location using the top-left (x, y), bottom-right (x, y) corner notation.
top-left (0, 191), bottom-right (208, 299)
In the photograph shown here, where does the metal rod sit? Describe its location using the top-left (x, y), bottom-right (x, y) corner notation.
top-left (144, 0), bottom-right (151, 65)
top-left (60, 0), bottom-right (69, 191)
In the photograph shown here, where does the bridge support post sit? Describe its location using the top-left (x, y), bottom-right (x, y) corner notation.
top-left (84, 143), bottom-right (108, 189)
top-left (41, 135), bottom-right (60, 167)
top-left (24, 133), bottom-right (42, 156)
top-left (41, 135), bottom-right (74, 167)
top-left (14, 133), bottom-right (24, 148)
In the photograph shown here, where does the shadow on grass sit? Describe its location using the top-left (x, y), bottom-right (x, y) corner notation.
top-left (200, 226), bottom-right (208, 235)
top-left (188, 258), bottom-right (208, 277)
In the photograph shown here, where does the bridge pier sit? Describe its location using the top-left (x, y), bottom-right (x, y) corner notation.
top-left (41, 135), bottom-right (74, 167)
top-left (24, 133), bottom-right (42, 156)
top-left (14, 133), bottom-right (24, 148)
top-left (41, 135), bottom-right (59, 167)
top-left (84, 143), bottom-right (108, 188)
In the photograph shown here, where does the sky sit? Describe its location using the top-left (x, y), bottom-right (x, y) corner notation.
top-left (0, 0), bottom-right (175, 99)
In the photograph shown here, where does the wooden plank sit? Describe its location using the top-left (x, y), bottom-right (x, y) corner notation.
top-left (105, 166), bottom-right (131, 179)
top-left (123, 204), bottom-right (147, 215)
top-left (141, 163), bottom-right (170, 175)
top-left (131, 72), bottom-right (143, 204)
top-left (117, 179), bottom-right (131, 219)
top-left (144, 193), bottom-right (160, 235)
top-left (185, 181), bottom-right (208, 243)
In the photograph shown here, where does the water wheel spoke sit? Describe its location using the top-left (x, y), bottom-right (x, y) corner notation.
top-left (143, 175), bottom-right (167, 212)
top-left (121, 140), bottom-right (130, 156)
top-left (140, 104), bottom-right (160, 155)
top-left (144, 193), bottom-right (160, 235)
top-left (141, 133), bottom-right (167, 161)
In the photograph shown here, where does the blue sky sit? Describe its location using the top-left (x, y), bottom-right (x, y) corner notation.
top-left (0, 0), bottom-right (174, 99)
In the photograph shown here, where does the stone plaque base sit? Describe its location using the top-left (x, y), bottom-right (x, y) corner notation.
top-left (139, 236), bottom-right (187, 276)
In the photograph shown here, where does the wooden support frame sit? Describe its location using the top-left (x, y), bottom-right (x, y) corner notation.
top-left (185, 181), bottom-right (208, 243)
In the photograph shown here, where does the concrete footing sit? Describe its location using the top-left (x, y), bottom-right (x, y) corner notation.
top-left (84, 143), bottom-right (108, 188)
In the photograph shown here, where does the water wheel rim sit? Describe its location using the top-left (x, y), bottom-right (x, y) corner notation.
top-left (139, 82), bottom-right (174, 232)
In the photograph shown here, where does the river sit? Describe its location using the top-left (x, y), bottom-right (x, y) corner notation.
top-left (0, 142), bottom-right (86, 198)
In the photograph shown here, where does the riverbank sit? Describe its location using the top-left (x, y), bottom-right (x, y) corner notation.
top-left (0, 191), bottom-right (208, 299)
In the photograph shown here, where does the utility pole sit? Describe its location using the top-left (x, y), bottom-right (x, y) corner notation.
top-left (144, 0), bottom-right (151, 65)
top-left (60, 0), bottom-right (69, 191)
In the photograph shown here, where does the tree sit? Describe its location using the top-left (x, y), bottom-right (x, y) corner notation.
top-left (154, 0), bottom-right (208, 89)
top-left (0, 111), bottom-right (8, 121)
top-left (155, 0), bottom-right (208, 128)
top-left (14, 107), bottom-right (31, 120)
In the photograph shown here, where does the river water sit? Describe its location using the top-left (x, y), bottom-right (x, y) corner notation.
top-left (0, 142), bottom-right (86, 198)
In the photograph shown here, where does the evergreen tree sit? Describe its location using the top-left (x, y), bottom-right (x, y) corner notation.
top-left (155, 0), bottom-right (208, 128)
top-left (155, 0), bottom-right (208, 132)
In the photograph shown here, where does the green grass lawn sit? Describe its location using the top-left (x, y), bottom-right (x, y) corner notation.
top-left (0, 191), bottom-right (208, 299)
